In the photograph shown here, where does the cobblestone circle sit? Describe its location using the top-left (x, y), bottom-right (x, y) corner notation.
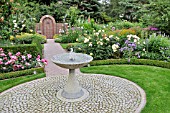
top-left (0, 74), bottom-right (146, 113)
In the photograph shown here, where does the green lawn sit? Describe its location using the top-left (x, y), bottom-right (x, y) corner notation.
top-left (60, 43), bottom-right (81, 49)
top-left (80, 65), bottom-right (170, 113)
top-left (0, 73), bottom-right (46, 93)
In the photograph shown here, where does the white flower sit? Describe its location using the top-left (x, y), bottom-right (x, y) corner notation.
top-left (106, 38), bottom-right (110, 41)
top-left (143, 48), bottom-right (146, 51)
top-left (112, 44), bottom-right (119, 52)
top-left (94, 32), bottom-right (99, 36)
top-left (89, 42), bottom-right (92, 47)
top-left (109, 35), bottom-right (113, 38)
top-left (90, 53), bottom-right (93, 56)
top-left (84, 38), bottom-right (89, 43)
top-left (76, 38), bottom-right (78, 42)
top-left (14, 23), bottom-right (17, 28)
top-left (13, 20), bottom-right (16, 23)
top-left (22, 24), bottom-right (25, 27)
top-left (100, 42), bottom-right (103, 45)
top-left (102, 30), bottom-right (104, 32)
top-left (143, 41), bottom-right (146, 44)
top-left (98, 30), bottom-right (101, 33)
top-left (134, 39), bottom-right (137, 43)
top-left (115, 36), bottom-right (120, 40)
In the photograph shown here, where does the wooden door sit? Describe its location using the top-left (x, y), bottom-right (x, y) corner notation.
top-left (42, 18), bottom-right (54, 39)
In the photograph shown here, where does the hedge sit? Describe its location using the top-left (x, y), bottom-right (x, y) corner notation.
top-left (90, 59), bottom-right (170, 69)
top-left (0, 67), bottom-right (44, 80)
top-left (0, 38), bottom-right (43, 57)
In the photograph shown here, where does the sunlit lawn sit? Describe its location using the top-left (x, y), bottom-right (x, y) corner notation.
top-left (81, 65), bottom-right (170, 113)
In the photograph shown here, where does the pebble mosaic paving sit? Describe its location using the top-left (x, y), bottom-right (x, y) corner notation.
top-left (0, 74), bottom-right (146, 113)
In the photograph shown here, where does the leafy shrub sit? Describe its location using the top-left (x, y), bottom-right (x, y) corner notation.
top-left (12, 33), bottom-right (46, 44)
top-left (139, 34), bottom-right (170, 61)
top-left (0, 67), bottom-right (44, 80)
top-left (108, 20), bottom-right (144, 30)
top-left (74, 30), bottom-right (119, 60)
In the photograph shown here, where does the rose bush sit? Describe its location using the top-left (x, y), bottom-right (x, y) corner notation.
top-left (0, 48), bottom-right (47, 73)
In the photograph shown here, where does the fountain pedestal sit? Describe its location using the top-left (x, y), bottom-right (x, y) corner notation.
top-left (62, 69), bottom-right (84, 99)
top-left (52, 52), bottom-right (92, 102)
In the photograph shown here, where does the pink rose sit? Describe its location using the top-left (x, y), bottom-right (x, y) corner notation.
top-left (3, 57), bottom-right (8, 60)
top-left (16, 52), bottom-right (21, 56)
top-left (0, 53), bottom-right (6, 56)
top-left (8, 52), bottom-right (12, 56)
top-left (27, 54), bottom-right (32, 59)
top-left (0, 60), bottom-right (3, 65)
top-left (22, 55), bottom-right (26, 60)
top-left (10, 55), bottom-right (17, 60)
top-left (41, 59), bottom-right (48, 65)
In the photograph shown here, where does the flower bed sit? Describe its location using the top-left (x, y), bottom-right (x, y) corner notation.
top-left (0, 48), bottom-right (47, 73)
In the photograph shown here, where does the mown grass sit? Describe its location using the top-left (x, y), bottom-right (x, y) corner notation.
top-left (0, 73), bottom-right (46, 93)
top-left (80, 65), bottom-right (170, 113)
top-left (60, 43), bottom-right (80, 49)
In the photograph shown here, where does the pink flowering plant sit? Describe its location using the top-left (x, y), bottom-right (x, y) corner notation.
top-left (0, 48), bottom-right (47, 73)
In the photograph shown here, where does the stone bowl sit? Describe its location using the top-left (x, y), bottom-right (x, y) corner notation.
top-left (51, 53), bottom-right (93, 69)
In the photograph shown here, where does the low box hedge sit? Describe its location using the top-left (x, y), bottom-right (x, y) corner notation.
top-left (0, 37), bottom-right (43, 57)
top-left (0, 67), bottom-right (44, 80)
top-left (90, 59), bottom-right (170, 69)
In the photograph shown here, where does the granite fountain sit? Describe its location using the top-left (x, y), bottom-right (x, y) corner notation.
top-left (51, 48), bottom-right (93, 102)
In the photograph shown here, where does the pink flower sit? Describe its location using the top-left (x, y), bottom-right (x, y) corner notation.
top-left (8, 52), bottom-right (12, 56)
top-left (36, 55), bottom-right (41, 61)
top-left (25, 62), bottom-right (31, 66)
top-left (27, 54), bottom-right (32, 59)
top-left (0, 53), bottom-right (6, 56)
top-left (0, 48), bottom-right (3, 51)
top-left (16, 52), bottom-right (21, 56)
top-left (3, 57), bottom-right (8, 60)
top-left (37, 55), bottom-right (41, 59)
top-left (22, 55), bottom-right (26, 60)
top-left (0, 60), bottom-right (3, 65)
top-left (41, 59), bottom-right (48, 65)
top-left (10, 55), bottom-right (17, 60)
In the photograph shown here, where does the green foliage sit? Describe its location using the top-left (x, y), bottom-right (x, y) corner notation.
top-left (139, 0), bottom-right (170, 35)
top-left (139, 34), bottom-right (170, 61)
top-left (13, 33), bottom-right (46, 44)
top-left (89, 59), bottom-right (170, 69)
top-left (108, 20), bottom-right (144, 30)
top-left (0, 43), bottom-right (42, 57)
top-left (0, 67), bottom-right (44, 80)
top-left (55, 28), bottom-right (82, 43)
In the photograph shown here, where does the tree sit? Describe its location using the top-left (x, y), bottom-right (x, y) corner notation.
top-left (63, 0), bottom-right (102, 21)
top-left (139, 0), bottom-right (170, 34)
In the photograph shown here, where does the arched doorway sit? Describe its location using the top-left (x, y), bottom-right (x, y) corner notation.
top-left (40, 15), bottom-right (56, 39)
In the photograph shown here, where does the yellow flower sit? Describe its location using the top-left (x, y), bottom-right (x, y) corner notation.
top-left (90, 53), bottom-right (93, 56)
top-left (30, 29), bottom-right (33, 32)
top-left (10, 36), bottom-right (14, 40)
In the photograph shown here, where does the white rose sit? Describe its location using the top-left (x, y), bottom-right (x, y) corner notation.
top-left (84, 38), bottom-right (89, 43)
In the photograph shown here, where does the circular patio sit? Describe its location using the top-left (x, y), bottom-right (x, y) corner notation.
top-left (0, 74), bottom-right (146, 113)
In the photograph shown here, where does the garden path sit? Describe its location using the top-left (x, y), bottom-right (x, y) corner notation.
top-left (44, 39), bottom-right (80, 76)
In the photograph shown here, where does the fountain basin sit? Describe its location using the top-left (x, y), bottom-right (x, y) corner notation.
top-left (51, 52), bottom-right (93, 101)
top-left (51, 53), bottom-right (93, 69)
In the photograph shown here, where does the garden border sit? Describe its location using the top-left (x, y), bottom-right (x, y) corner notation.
top-left (0, 67), bottom-right (44, 80)
top-left (90, 59), bottom-right (170, 69)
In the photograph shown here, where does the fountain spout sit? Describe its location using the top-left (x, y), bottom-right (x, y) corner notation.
top-left (69, 48), bottom-right (75, 61)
